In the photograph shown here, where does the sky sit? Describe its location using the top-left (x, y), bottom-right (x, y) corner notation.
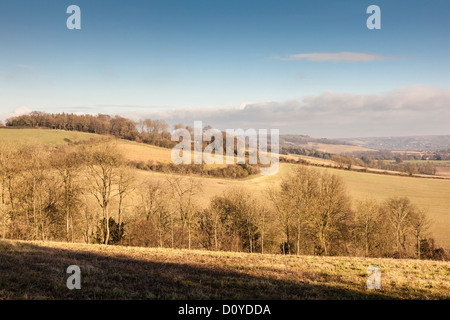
top-left (0, 0), bottom-right (449, 138)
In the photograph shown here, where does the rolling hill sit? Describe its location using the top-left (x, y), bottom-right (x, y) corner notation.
top-left (1, 128), bottom-right (449, 249)
top-left (279, 134), bottom-right (375, 154)
top-left (0, 128), bottom-right (96, 146)
top-left (340, 135), bottom-right (450, 152)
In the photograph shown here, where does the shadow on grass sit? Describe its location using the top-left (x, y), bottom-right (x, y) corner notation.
top-left (0, 241), bottom-right (393, 300)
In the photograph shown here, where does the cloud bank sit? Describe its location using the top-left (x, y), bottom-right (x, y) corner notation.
top-left (122, 85), bottom-right (450, 138)
top-left (2, 85), bottom-right (448, 139)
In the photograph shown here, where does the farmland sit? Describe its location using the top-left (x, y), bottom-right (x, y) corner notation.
top-left (1, 128), bottom-right (449, 250)
top-left (0, 128), bottom-right (95, 146)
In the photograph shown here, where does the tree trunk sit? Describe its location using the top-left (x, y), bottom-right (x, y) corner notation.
top-left (365, 234), bottom-right (369, 257)
top-left (1, 182), bottom-right (5, 240)
top-left (214, 220), bottom-right (218, 251)
top-left (104, 206), bottom-right (110, 245)
top-left (417, 234), bottom-right (421, 259)
top-left (249, 226), bottom-right (253, 254)
top-left (261, 229), bottom-right (264, 254)
top-left (188, 221), bottom-right (191, 250)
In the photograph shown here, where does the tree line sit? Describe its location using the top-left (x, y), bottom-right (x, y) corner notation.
top-left (130, 160), bottom-right (261, 179)
top-left (4, 111), bottom-right (250, 154)
top-left (0, 139), bottom-right (446, 260)
top-left (4, 111), bottom-right (179, 148)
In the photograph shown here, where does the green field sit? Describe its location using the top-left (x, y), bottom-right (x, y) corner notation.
top-left (1, 240), bottom-right (449, 299)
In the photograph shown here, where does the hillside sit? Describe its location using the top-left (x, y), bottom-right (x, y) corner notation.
top-left (341, 135), bottom-right (450, 152)
top-left (0, 128), bottom-right (175, 163)
top-left (280, 134), bottom-right (375, 154)
top-left (0, 128), bottom-right (97, 146)
top-left (0, 128), bottom-right (241, 165)
top-left (1, 240), bottom-right (449, 300)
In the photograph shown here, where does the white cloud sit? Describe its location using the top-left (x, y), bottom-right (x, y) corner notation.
top-left (283, 52), bottom-right (402, 62)
top-left (0, 106), bottom-right (33, 124)
top-left (126, 85), bottom-right (450, 138)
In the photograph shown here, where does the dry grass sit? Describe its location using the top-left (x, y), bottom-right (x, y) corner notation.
top-left (1, 240), bottom-right (449, 300)
top-left (435, 167), bottom-right (450, 177)
top-left (116, 141), bottom-right (174, 163)
top-left (0, 128), bottom-right (95, 146)
top-left (304, 142), bottom-right (375, 154)
top-left (117, 140), bottom-right (235, 167)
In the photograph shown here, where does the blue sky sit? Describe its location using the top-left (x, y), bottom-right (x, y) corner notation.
top-left (0, 0), bottom-right (449, 137)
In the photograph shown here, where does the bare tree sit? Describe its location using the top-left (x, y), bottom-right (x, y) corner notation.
top-left (409, 209), bottom-right (432, 259)
top-left (210, 188), bottom-right (260, 253)
top-left (80, 193), bottom-right (99, 244)
top-left (353, 199), bottom-right (382, 257)
top-left (267, 186), bottom-right (293, 254)
top-left (51, 146), bottom-right (82, 242)
top-left (117, 167), bottom-right (135, 228)
top-left (280, 166), bottom-right (319, 255)
top-left (310, 172), bottom-right (352, 256)
top-left (83, 143), bottom-right (124, 245)
top-left (139, 180), bottom-right (171, 248)
top-left (167, 176), bottom-right (202, 250)
top-left (256, 204), bottom-right (270, 254)
top-left (385, 197), bottom-right (414, 255)
top-left (0, 142), bottom-right (15, 239)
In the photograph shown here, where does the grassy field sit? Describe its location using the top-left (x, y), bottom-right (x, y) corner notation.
top-left (0, 128), bottom-right (96, 146)
top-left (117, 140), bottom-right (234, 165)
top-left (398, 160), bottom-right (450, 166)
top-left (117, 140), bottom-right (174, 163)
top-left (1, 240), bottom-right (449, 300)
top-left (303, 142), bottom-right (375, 154)
top-left (0, 129), bottom-right (177, 162)
top-left (436, 166), bottom-right (450, 177)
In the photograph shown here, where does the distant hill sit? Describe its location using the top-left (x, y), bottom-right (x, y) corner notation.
top-left (279, 134), bottom-right (375, 154)
top-left (340, 135), bottom-right (450, 152)
top-left (279, 135), bottom-right (350, 146)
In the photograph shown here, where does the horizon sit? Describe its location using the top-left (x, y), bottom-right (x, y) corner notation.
top-left (2, 108), bottom-right (450, 140)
